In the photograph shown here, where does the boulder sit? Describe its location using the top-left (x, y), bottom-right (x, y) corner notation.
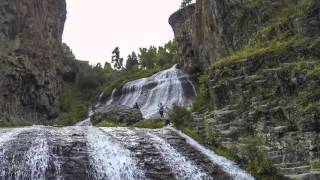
top-left (91, 105), bottom-right (143, 125)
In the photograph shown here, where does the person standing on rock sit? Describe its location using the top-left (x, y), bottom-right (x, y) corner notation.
top-left (158, 103), bottom-right (165, 118)
top-left (133, 102), bottom-right (140, 109)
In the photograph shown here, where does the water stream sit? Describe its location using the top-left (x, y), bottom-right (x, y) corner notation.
top-left (0, 126), bottom-right (254, 180)
top-left (104, 65), bottom-right (198, 118)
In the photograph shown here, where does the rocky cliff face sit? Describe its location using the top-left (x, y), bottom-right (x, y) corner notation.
top-left (171, 0), bottom-right (320, 179)
top-left (0, 0), bottom-right (66, 122)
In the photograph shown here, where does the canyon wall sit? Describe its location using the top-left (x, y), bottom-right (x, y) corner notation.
top-left (0, 0), bottom-right (66, 122)
top-left (171, 0), bottom-right (320, 178)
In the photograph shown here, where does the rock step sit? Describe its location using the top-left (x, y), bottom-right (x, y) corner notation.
top-left (278, 166), bottom-right (311, 175)
top-left (285, 171), bottom-right (320, 180)
top-left (215, 124), bottom-right (231, 131)
top-left (274, 162), bottom-right (306, 168)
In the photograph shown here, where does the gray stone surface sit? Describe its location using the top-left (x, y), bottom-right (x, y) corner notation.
top-left (0, 0), bottom-right (67, 122)
top-left (91, 105), bottom-right (143, 125)
top-left (170, 0), bottom-right (320, 179)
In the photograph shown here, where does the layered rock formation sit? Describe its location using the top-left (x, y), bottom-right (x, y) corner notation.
top-left (0, 0), bottom-right (66, 122)
top-left (171, 0), bottom-right (320, 179)
top-left (91, 105), bottom-right (143, 126)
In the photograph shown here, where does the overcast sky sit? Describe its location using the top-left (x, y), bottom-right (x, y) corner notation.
top-left (62, 0), bottom-right (183, 65)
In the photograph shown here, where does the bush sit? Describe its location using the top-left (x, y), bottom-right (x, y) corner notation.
top-left (192, 74), bottom-right (209, 112)
top-left (168, 105), bottom-right (193, 129)
top-left (132, 119), bottom-right (165, 129)
top-left (311, 159), bottom-right (320, 169)
top-left (97, 120), bottom-right (126, 127)
top-left (238, 137), bottom-right (278, 179)
top-left (61, 83), bottom-right (88, 125)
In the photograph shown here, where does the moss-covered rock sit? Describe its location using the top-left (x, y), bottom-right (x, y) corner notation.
top-left (91, 105), bottom-right (143, 126)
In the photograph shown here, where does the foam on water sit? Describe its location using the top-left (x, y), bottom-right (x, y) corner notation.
top-left (148, 132), bottom-right (212, 180)
top-left (170, 127), bottom-right (255, 180)
top-left (106, 65), bottom-right (197, 118)
top-left (86, 127), bottom-right (145, 180)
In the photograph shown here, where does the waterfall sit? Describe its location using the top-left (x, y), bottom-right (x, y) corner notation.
top-left (0, 126), bottom-right (254, 179)
top-left (0, 126), bottom-right (50, 180)
top-left (170, 127), bottom-right (255, 180)
top-left (148, 132), bottom-right (211, 180)
top-left (105, 65), bottom-right (198, 118)
top-left (86, 127), bottom-right (145, 180)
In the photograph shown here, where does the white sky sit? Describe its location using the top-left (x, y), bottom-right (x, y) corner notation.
top-left (62, 0), bottom-right (182, 65)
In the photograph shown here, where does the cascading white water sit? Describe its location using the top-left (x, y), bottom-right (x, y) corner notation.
top-left (148, 132), bottom-right (211, 180)
top-left (0, 126), bottom-right (50, 180)
top-left (86, 127), bottom-right (145, 180)
top-left (170, 127), bottom-right (255, 180)
top-left (23, 128), bottom-right (49, 180)
top-left (105, 65), bottom-right (197, 118)
top-left (0, 126), bottom-right (255, 179)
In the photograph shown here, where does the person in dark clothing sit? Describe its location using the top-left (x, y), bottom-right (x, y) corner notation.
top-left (133, 102), bottom-right (140, 109)
top-left (159, 103), bottom-right (164, 118)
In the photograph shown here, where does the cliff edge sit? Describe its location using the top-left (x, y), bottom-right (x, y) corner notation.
top-left (0, 0), bottom-right (66, 122)
top-left (170, 0), bottom-right (320, 179)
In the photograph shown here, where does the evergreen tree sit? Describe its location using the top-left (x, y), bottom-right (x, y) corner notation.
top-left (104, 61), bottom-right (113, 72)
top-left (126, 51), bottom-right (139, 70)
top-left (181, 0), bottom-right (192, 8)
top-left (111, 47), bottom-right (124, 70)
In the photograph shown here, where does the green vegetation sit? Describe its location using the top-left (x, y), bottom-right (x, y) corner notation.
top-left (181, 0), bottom-right (192, 8)
top-left (111, 47), bottom-right (124, 70)
top-left (259, 58), bottom-right (320, 113)
top-left (168, 105), bottom-right (193, 129)
top-left (212, 0), bottom-right (314, 69)
top-left (61, 82), bottom-right (88, 125)
top-left (139, 40), bottom-right (179, 70)
top-left (238, 137), bottom-right (277, 179)
top-left (212, 36), bottom-right (306, 69)
top-left (131, 119), bottom-right (165, 129)
top-left (311, 159), bottom-right (320, 169)
top-left (97, 121), bottom-right (127, 127)
top-left (97, 119), bottom-right (165, 129)
top-left (192, 74), bottom-right (209, 112)
top-left (126, 51), bottom-right (139, 70)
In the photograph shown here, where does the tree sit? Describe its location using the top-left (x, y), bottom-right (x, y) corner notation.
top-left (138, 46), bottom-right (157, 70)
top-left (126, 51), bottom-right (139, 70)
top-left (104, 61), bottom-right (113, 73)
top-left (111, 47), bottom-right (124, 70)
top-left (62, 43), bottom-right (76, 60)
top-left (181, 0), bottom-right (192, 8)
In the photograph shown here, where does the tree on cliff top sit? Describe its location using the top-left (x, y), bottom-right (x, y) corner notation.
top-left (62, 43), bottom-right (75, 60)
top-left (126, 51), bottom-right (139, 70)
top-left (111, 47), bottom-right (124, 70)
top-left (181, 0), bottom-right (192, 8)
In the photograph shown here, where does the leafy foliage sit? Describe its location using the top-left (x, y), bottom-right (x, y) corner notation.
top-left (131, 119), bottom-right (165, 129)
top-left (62, 42), bottom-right (76, 60)
top-left (181, 0), bottom-right (192, 8)
top-left (238, 137), bottom-right (278, 179)
top-left (311, 159), bottom-right (320, 169)
top-left (192, 74), bottom-right (209, 112)
top-left (126, 51), bottom-right (139, 70)
top-left (168, 105), bottom-right (193, 129)
top-left (61, 83), bottom-right (88, 125)
top-left (139, 40), bottom-right (179, 70)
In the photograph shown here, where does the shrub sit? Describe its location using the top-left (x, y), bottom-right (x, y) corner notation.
top-left (61, 83), bottom-right (87, 125)
top-left (97, 120), bottom-right (126, 127)
top-left (311, 159), bottom-right (320, 169)
top-left (132, 119), bottom-right (165, 129)
top-left (192, 74), bottom-right (209, 112)
top-left (168, 105), bottom-right (193, 129)
top-left (238, 137), bottom-right (278, 179)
